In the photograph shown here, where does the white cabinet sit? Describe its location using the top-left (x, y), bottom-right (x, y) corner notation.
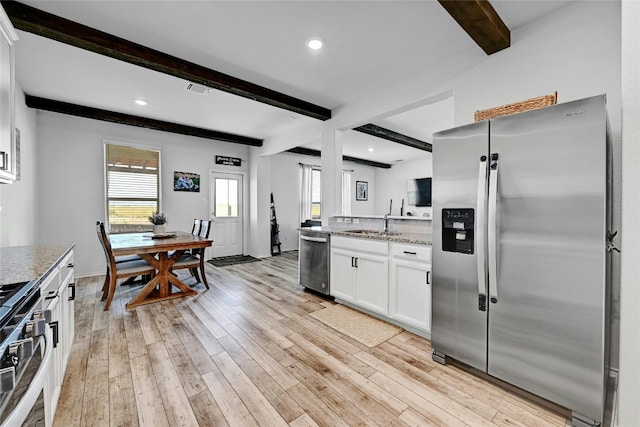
top-left (330, 248), bottom-right (357, 302)
top-left (330, 236), bottom-right (389, 316)
top-left (354, 254), bottom-right (388, 315)
top-left (330, 236), bottom-right (432, 336)
top-left (42, 249), bottom-right (75, 427)
top-left (389, 242), bottom-right (432, 334)
top-left (0, 8), bottom-right (18, 184)
top-left (58, 251), bottom-right (75, 370)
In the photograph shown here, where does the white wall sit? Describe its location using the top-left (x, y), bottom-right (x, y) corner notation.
top-left (374, 156), bottom-right (432, 218)
top-left (0, 86), bottom-right (38, 246)
top-left (269, 151), bottom-right (303, 252)
top-left (348, 162), bottom-right (376, 216)
top-left (269, 150), bottom-right (378, 249)
top-left (617, 1), bottom-right (640, 425)
top-left (36, 111), bottom-right (249, 277)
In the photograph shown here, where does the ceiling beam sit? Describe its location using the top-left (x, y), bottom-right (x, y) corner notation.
top-left (25, 95), bottom-right (263, 146)
top-left (354, 124), bottom-right (432, 152)
top-left (287, 147), bottom-right (392, 169)
top-left (3, 0), bottom-right (332, 121)
top-left (438, 0), bottom-right (510, 55)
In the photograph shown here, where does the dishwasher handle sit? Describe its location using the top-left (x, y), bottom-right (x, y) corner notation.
top-left (300, 235), bottom-right (327, 243)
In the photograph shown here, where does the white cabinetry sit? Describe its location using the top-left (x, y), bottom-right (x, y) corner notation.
top-left (42, 249), bottom-right (75, 427)
top-left (0, 7), bottom-right (18, 184)
top-left (58, 251), bottom-right (75, 370)
top-left (389, 243), bottom-right (431, 335)
top-left (330, 248), bottom-right (357, 302)
top-left (330, 236), bottom-right (389, 315)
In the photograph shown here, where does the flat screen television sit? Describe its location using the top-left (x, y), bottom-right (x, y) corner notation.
top-left (407, 177), bottom-right (432, 207)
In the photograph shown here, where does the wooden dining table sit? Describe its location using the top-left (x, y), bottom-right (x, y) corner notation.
top-left (109, 231), bottom-right (213, 310)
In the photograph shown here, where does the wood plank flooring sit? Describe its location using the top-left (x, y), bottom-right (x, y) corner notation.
top-left (54, 252), bottom-right (571, 427)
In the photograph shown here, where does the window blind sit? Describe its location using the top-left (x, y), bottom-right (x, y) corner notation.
top-left (105, 144), bottom-right (160, 233)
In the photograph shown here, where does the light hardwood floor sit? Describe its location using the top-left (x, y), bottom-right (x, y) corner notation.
top-left (54, 251), bottom-right (571, 427)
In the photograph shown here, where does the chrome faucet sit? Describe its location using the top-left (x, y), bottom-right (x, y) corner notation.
top-left (383, 214), bottom-right (389, 234)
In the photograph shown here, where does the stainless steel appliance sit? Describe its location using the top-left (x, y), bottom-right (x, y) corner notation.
top-left (0, 280), bottom-right (54, 426)
top-left (298, 228), bottom-right (330, 295)
top-left (431, 95), bottom-right (612, 427)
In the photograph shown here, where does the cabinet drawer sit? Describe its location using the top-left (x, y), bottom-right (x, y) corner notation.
top-left (331, 236), bottom-right (388, 256)
top-left (59, 251), bottom-right (75, 283)
top-left (40, 268), bottom-right (61, 301)
top-left (390, 242), bottom-right (431, 263)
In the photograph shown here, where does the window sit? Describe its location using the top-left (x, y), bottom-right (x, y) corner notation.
top-left (105, 144), bottom-right (160, 233)
top-left (300, 164), bottom-right (352, 221)
top-left (215, 178), bottom-right (238, 217)
top-left (310, 168), bottom-right (321, 219)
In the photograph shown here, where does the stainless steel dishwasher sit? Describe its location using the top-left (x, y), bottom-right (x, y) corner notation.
top-left (298, 228), bottom-right (330, 295)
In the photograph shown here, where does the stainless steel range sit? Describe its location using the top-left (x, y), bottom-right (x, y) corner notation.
top-left (0, 279), bottom-right (54, 426)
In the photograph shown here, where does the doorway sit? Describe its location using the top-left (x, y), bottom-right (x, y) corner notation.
top-left (209, 171), bottom-right (243, 258)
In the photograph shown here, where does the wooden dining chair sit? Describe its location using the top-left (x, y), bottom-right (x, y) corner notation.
top-left (169, 218), bottom-right (201, 258)
top-left (96, 221), bottom-right (156, 310)
top-left (170, 219), bottom-right (211, 289)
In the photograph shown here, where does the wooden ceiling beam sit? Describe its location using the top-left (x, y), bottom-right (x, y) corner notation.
top-left (354, 123), bottom-right (432, 152)
top-left (25, 95), bottom-right (263, 146)
top-left (287, 147), bottom-right (392, 169)
top-left (3, 0), bottom-right (332, 121)
top-left (438, 0), bottom-right (510, 55)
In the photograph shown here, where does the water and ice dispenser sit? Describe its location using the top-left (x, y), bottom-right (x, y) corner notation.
top-left (441, 208), bottom-right (475, 254)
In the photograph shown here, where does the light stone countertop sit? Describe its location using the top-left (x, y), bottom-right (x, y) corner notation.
top-left (331, 230), bottom-right (431, 245)
top-left (299, 226), bottom-right (431, 245)
top-left (0, 244), bottom-right (75, 286)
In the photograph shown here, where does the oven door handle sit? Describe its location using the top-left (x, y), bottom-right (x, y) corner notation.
top-left (0, 325), bottom-right (54, 427)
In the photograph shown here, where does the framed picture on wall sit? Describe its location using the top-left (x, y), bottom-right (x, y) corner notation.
top-left (174, 171), bottom-right (200, 192)
top-left (356, 181), bottom-right (368, 201)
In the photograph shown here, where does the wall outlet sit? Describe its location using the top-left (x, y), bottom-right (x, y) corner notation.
top-left (353, 218), bottom-right (359, 224)
top-left (345, 218), bottom-right (352, 224)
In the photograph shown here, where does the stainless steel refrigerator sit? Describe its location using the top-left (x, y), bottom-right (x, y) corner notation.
top-left (431, 95), bottom-right (611, 427)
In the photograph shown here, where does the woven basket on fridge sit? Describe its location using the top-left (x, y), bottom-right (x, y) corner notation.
top-left (474, 92), bottom-right (558, 122)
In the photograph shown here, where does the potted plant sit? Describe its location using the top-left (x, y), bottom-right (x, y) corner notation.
top-left (148, 211), bottom-right (168, 234)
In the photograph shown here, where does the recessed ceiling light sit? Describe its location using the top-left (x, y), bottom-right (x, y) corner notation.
top-left (306, 38), bottom-right (324, 50)
top-left (134, 99), bottom-right (148, 106)
top-left (368, 147), bottom-right (375, 152)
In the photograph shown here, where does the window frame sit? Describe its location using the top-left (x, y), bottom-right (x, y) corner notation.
top-left (104, 141), bottom-right (161, 234)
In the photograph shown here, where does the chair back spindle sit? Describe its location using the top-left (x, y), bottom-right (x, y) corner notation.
top-left (191, 219), bottom-right (202, 236)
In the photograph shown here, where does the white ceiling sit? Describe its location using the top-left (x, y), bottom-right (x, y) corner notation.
top-left (13, 0), bottom-right (574, 165)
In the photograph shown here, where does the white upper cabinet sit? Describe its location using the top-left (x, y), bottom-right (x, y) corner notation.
top-left (0, 6), bottom-right (18, 184)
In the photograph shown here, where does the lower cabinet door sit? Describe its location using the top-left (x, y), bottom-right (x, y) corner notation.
top-left (390, 259), bottom-right (431, 333)
top-left (355, 254), bottom-right (389, 315)
top-left (330, 249), bottom-right (356, 302)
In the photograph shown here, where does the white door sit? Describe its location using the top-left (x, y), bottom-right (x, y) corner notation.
top-left (210, 172), bottom-right (243, 257)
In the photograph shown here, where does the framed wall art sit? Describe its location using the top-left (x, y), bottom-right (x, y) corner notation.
top-left (356, 181), bottom-right (368, 201)
top-left (174, 171), bottom-right (200, 192)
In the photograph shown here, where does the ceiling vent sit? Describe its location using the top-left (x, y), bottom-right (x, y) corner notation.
top-left (185, 82), bottom-right (213, 95)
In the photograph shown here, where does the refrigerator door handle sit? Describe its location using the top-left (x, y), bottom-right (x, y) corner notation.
top-left (476, 155), bottom-right (488, 311)
top-left (488, 153), bottom-right (499, 304)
